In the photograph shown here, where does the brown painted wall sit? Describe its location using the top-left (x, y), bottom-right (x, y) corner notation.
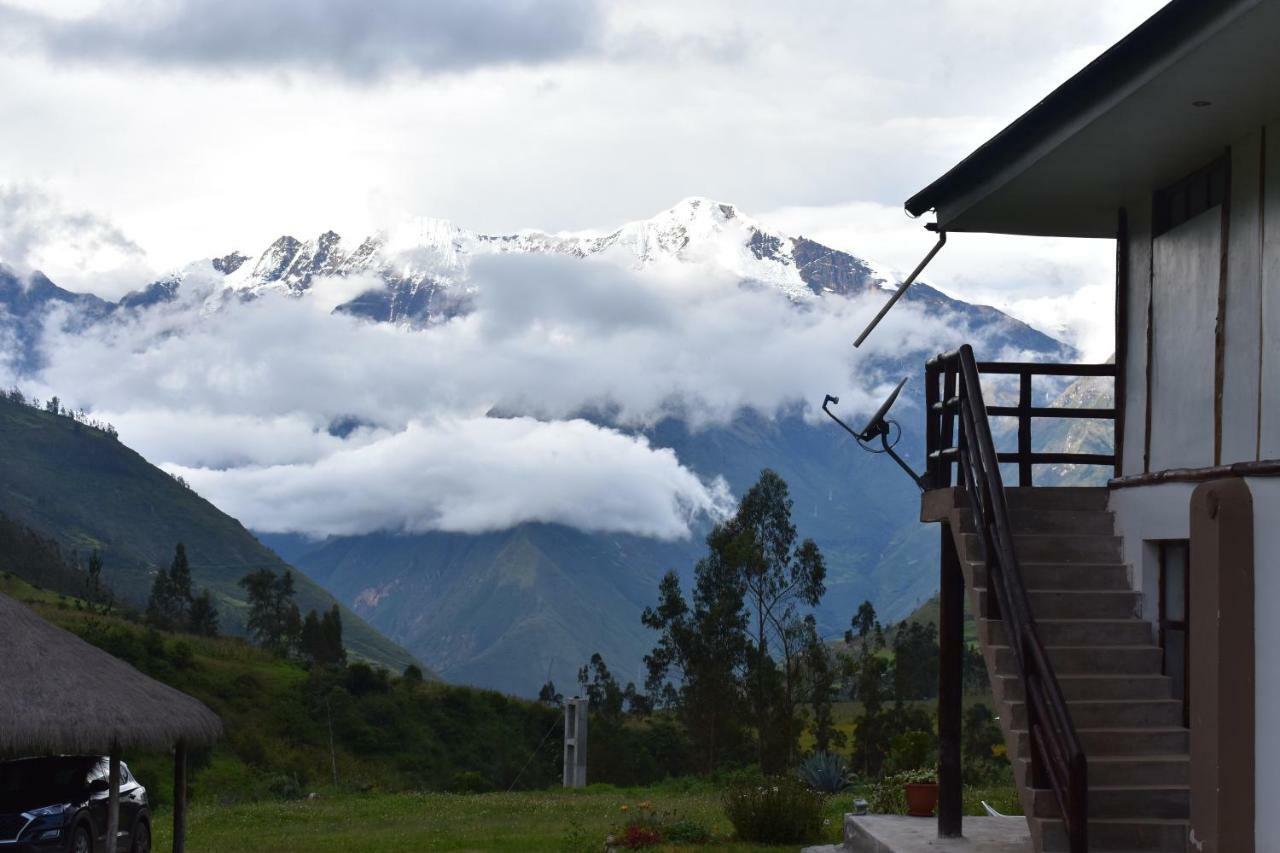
top-left (1189, 477), bottom-right (1255, 853)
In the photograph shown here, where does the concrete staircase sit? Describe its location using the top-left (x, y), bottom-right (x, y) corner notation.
top-left (952, 487), bottom-right (1189, 853)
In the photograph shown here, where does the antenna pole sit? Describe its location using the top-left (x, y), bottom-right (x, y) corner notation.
top-left (853, 231), bottom-right (946, 348)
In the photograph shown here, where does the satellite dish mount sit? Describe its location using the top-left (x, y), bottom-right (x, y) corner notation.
top-left (822, 377), bottom-right (925, 490)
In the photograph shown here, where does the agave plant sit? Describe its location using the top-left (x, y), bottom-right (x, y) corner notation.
top-left (797, 751), bottom-right (851, 793)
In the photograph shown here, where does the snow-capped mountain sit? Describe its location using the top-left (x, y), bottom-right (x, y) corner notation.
top-left (195, 197), bottom-right (894, 323)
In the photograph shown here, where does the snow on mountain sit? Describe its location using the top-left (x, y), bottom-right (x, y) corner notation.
top-left (199, 197), bottom-right (893, 324)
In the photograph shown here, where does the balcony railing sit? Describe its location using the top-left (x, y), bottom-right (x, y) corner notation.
top-left (925, 357), bottom-right (1116, 488)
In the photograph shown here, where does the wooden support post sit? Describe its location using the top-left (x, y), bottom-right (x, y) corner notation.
top-left (107, 746), bottom-right (120, 853)
top-left (1018, 371), bottom-right (1033, 487)
top-left (174, 741), bottom-right (188, 853)
top-left (938, 523), bottom-right (964, 838)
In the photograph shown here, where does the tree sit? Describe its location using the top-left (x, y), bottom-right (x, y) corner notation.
top-left (643, 552), bottom-right (749, 773)
top-left (188, 589), bottom-right (220, 637)
top-left (730, 470), bottom-right (826, 772)
top-left (301, 605), bottom-right (346, 667)
top-left (578, 653), bottom-right (624, 721)
top-left (239, 569), bottom-right (302, 657)
top-left (802, 616), bottom-right (841, 754)
top-left (892, 621), bottom-right (939, 702)
top-left (83, 549), bottom-right (113, 614)
top-left (146, 543), bottom-right (194, 630)
top-left (537, 681), bottom-right (563, 707)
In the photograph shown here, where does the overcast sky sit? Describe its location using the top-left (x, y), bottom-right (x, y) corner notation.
top-left (0, 0), bottom-right (1174, 540)
top-left (0, 0), bottom-right (1167, 355)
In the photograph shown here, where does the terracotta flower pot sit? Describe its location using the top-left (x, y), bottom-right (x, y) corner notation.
top-left (904, 781), bottom-right (939, 817)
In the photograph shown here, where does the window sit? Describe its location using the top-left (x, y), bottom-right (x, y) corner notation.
top-left (1158, 540), bottom-right (1190, 725)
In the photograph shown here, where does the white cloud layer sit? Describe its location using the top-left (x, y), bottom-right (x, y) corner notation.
top-left (22, 253), bottom-right (993, 538)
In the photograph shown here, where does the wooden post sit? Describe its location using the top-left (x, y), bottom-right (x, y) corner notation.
top-left (107, 746), bottom-right (120, 853)
top-left (1018, 371), bottom-right (1033, 487)
top-left (173, 741), bottom-right (188, 853)
top-left (937, 523), bottom-right (964, 838)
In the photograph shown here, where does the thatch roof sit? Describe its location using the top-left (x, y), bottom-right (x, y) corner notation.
top-left (0, 592), bottom-right (222, 757)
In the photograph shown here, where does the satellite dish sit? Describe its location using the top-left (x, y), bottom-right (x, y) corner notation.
top-left (858, 376), bottom-right (909, 441)
top-left (821, 376), bottom-right (924, 491)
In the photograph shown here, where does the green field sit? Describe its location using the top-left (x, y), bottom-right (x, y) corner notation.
top-left (145, 783), bottom-right (1021, 853)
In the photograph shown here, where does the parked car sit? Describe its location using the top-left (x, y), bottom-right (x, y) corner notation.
top-left (0, 756), bottom-right (151, 852)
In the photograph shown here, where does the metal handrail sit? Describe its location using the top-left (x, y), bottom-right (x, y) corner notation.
top-left (927, 345), bottom-right (1089, 853)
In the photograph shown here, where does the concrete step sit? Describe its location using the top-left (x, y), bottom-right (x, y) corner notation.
top-left (976, 588), bottom-right (1141, 620)
top-left (982, 618), bottom-right (1154, 647)
top-left (1034, 816), bottom-right (1187, 852)
top-left (991, 645), bottom-right (1162, 675)
top-left (1006, 699), bottom-right (1184, 729)
top-left (1019, 755), bottom-right (1190, 787)
top-left (963, 533), bottom-right (1122, 563)
top-left (972, 561), bottom-right (1131, 590)
top-left (1001, 487), bottom-right (1110, 512)
top-left (960, 508), bottom-right (1115, 535)
top-left (996, 674), bottom-right (1172, 703)
top-left (1032, 785), bottom-right (1189, 820)
top-left (1013, 727), bottom-right (1188, 758)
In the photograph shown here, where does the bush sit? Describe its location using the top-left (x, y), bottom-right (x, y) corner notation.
top-left (885, 730), bottom-right (935, 774)
top-left (448, 770), bottom-right (493, 794)
top-left (798, 752), bottom-right (850, 793)
top-left (867, 768), bottom-right (937, 815)
top-left (724, 776), bottom-right (825, 843)
top-left (665, 819), bottom-right (712, 843)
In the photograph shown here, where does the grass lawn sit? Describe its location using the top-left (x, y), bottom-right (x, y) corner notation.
top-left (151, 783), bottom-right (1020, 853)
top-left (151, 787), bottom-right (846, 852)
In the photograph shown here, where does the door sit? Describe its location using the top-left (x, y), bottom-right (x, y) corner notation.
top-left (1158, 539), bottom-right (1190, 726)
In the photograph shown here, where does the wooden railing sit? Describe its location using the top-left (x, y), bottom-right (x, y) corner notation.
top-left (925, 357), bottom-right (1116, 488)
top-left (925, 346), bottom-right (1091, 853)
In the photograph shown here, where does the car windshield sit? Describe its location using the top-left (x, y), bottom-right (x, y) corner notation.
top-left (0, 757), bottom-right (97, 802)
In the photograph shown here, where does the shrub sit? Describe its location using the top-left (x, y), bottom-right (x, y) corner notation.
top-left (724, 776), bottom-right (825, 843)
top-left (868, 768), bottom-right (937, 815)
top-left (798, 752), bottom-right (850, 793)
top-left (885, 730), bottom-right (935, 774)
top-left (448, 770), bottom-right (493, 794)
top-left (665, 819), bottom-right (712, 843)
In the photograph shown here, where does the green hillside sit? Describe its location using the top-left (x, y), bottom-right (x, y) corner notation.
top-left (0, 395), bottom-right (422, 672)
top-left (0, 573), bottom-right (560, 801)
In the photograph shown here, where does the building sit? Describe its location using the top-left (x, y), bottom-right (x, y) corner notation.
top-left (887, 1), bottom-right (1279, 850)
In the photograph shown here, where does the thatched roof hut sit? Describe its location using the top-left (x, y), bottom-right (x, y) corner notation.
top-left (0, 592), bottom-right (221, 851)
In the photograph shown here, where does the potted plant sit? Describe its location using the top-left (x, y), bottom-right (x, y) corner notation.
top-left (900, 767), bottom-right (938, 817)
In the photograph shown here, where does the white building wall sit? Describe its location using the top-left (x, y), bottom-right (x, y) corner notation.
top-left (1149, 210), bottom-right (1220, 471)
top-left (1122, 203), bottom-right (1152, 478)
top-left (1261, 126), bottom-right (1280, 459)
top-left (1108, 483), bottom-right (1196, 623)
top-left (1222, 132), bottom-right (1264, 464)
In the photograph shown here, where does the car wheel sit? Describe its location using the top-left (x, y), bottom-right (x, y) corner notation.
top-left (72, 824), bottom-right (92, 853)
top-left (130, 822), bottom-right (151, 853)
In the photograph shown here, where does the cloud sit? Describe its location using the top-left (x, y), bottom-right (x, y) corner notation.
top-left (0, 0), bottom-right (605, 81)
top-left (0, 184), bottom-right (155, 298)
top-left (167, 417), bottom-right (733, 539)
top-left (26, 252), bottom-right (995, 538)
top-left (762, 200), bottom-right (1116, 360)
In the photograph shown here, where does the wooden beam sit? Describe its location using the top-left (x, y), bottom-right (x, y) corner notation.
top-left (1115, 208), bottom-right (1129, 477)
top-left (1214, 149), bottom-right (1233, 465)
top-left (174, 741), bottom-right (188, 853)
top-left (937, 523), bottom-right (964, 838)
top-left (107, 746), bottom-right (120, 853)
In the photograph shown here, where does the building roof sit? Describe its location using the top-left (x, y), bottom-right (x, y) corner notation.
top-left (0, 593), bottom-right (222, 758)
top-left (905, 0), bottom-right (1277, 237)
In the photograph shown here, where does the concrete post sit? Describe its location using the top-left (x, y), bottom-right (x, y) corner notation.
top-left (562, 697), bottom-right (588, 788)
